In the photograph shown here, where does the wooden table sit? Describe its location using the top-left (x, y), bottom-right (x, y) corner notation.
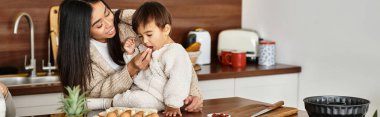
top-left (177, 97), bottom-right (308, 117)
top-left (40, 97), bottom-right (308, 117)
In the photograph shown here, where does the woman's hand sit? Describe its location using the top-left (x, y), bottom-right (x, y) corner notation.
top-left (127, 48), bottom-right (152, 76)
top-left (133, 48), bottom-right (152, 70)
top-left (184, 96), bottom-right (203, 112)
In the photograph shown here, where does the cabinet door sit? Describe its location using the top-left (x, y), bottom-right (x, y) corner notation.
top-left (235, 73), bottom-right (299, 107)
top-left (13, 93), bottom-right (63, 116)
top-left (199, 78), bottom-right (235, 99)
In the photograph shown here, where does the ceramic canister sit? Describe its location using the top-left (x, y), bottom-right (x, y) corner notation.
top-left (259, 40), bottom-right (276, 66)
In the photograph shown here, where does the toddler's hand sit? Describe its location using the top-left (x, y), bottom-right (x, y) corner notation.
top-left (163, 106), bottom-right (182, 116)
top-left (124, 37), bottom-right (136, 55)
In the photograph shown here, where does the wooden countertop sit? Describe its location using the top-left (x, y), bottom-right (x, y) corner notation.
top-left (36, 97), bottom-right (308, 117)
top-left (6, 63), bottom-right (301, 96)
top-left (197, 63), bottom-right (301, 80)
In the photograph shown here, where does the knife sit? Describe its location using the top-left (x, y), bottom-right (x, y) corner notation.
top-left (251, 101), bottom-right (285, 117)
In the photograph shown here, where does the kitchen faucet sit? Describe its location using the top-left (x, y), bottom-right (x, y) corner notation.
top-left (13, 12), bottom-right (36, 77)
top-left (42, 38), bottom-right (57, 76)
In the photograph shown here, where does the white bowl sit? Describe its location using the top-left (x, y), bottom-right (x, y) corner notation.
top-left (187, 51), bottom-right (201, 65)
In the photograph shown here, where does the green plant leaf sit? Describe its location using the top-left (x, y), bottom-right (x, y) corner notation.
top-left (60, 85), bottom-right (87, 116)
top-left (374, 110), bottom-right (378, 117)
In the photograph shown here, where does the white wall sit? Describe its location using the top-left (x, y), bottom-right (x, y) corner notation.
top-left (243, 0), bottom-right (380, 116)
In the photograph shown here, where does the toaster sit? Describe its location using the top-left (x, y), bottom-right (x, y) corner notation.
top-left (218, 29), bottom-right (259, 60)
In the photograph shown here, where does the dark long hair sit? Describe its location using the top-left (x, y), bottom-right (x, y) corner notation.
top-left (58, 0), bottom-right (125, 94)
top-left (58, 0), bottom-right (92, 93)
top-left (107, 9), bottom-right (125, 65)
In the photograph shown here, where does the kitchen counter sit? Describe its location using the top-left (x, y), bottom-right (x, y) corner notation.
top-left (5, 63), bottom-right (301, 96)
top-left (34, 97), bottom-right (309, 117)
top-left (197, 63), bottom-right (301, 80)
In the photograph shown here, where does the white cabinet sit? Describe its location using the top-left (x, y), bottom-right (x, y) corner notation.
top-left (199, 73), bottom-right (299, 107)
top-left (11, 73), bottom-right (299, 116)
top-left (234, 73), bottom-right (299, 107)
top-left (13, 93), bottom-right (63, 116)
top-left (199, 78), bottom-right (235, 99)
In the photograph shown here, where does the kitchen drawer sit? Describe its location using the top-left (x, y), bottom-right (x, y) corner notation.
top-left (16, 104), bottom-right (61, 116)
top-left (13, 93), bottom-right (63, 116)
top-left (199, 78), bottom-right (235, 99)
top-left (13, 93), bottom-right (62, 107)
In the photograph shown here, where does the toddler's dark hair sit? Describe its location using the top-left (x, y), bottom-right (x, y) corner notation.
top-left (132, 1), bottom-right (172, 33)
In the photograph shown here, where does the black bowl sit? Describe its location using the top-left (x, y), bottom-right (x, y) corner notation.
top-left (304, 96), bottom-right (370, 117)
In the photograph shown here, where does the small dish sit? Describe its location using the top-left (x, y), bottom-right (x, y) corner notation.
top-left (207, 113), bottom-right (231, 117)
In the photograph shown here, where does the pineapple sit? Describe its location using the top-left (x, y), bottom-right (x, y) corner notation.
top-left (60, 85), bottom-right (88, 117)
top-left (374, 110), bottom-right (378, 117)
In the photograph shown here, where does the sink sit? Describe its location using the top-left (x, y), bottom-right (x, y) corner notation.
top-left (0, 75), bottom-right (60, 87)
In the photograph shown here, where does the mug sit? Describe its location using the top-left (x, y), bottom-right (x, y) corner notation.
top-left (219, 50), bottom-right (232, 66)
top-left (227, 51), bottom-right (247, 68)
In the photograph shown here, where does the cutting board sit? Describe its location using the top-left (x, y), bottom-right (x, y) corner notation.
top-left (258, 107), bottom-right (298, 117)
top-left (223, 104), bottom-right (298, 117)
top-left (49, 6), bottom-right (59, 64)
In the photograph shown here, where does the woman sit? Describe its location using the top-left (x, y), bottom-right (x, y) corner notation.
top-left (0, 82), bottom-right (15, 117)
top-left (58, 0), bottom-right (202, 112)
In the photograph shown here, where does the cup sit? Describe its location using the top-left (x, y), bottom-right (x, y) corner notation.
top-left (227, 51), bottom-right (247, 68)
top-left (219, 50), bottom-right (232, 66)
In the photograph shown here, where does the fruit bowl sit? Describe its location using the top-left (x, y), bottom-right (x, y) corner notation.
top-left (304, 96), bottom-right (370, 117)
top-left (187, 51), bottom-right (201, 65)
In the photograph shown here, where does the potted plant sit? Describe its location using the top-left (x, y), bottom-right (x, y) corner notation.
top-left (60, 85), bottom-right (88, 117)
